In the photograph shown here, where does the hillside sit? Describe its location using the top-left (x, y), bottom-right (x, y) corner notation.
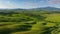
top-left (0, 10), bottom-right (59, 34)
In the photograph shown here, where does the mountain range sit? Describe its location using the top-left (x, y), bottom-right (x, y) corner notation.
top-left (0, 7), bottom-right (60, 11)
top-left (32, 7), bottom-right (60, 11)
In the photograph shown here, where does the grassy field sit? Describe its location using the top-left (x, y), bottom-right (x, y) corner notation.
top-left (0, 11), bottom-right (60, 34)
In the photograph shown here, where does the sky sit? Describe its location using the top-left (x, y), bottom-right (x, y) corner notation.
top-left (0, 0), bottom-right (60, 9)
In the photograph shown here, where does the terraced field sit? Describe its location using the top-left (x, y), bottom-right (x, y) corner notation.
top-left (0, 12), bottom-right (60, 34)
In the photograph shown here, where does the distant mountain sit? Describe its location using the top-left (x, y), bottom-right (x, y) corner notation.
top-left (0, 7), bottom-right (60, 11)
top-left (33, 7), bottom-right (60, 11)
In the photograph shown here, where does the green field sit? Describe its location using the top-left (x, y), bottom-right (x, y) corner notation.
top-left (0, 10), bottom-right (60, 34)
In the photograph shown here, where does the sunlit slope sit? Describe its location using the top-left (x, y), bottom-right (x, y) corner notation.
top-left (46, 14), bottom-right (60, 22)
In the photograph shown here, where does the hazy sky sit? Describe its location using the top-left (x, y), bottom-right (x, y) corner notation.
top-left (0, 0), bottom-right (60, 9)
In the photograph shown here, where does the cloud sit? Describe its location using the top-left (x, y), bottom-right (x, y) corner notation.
top-left (0, 0), bottom-right (19, 9)
top-left (48, 0), bottom-right (60, 4)
top-left (0, 0), bottom-right (48, 9)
